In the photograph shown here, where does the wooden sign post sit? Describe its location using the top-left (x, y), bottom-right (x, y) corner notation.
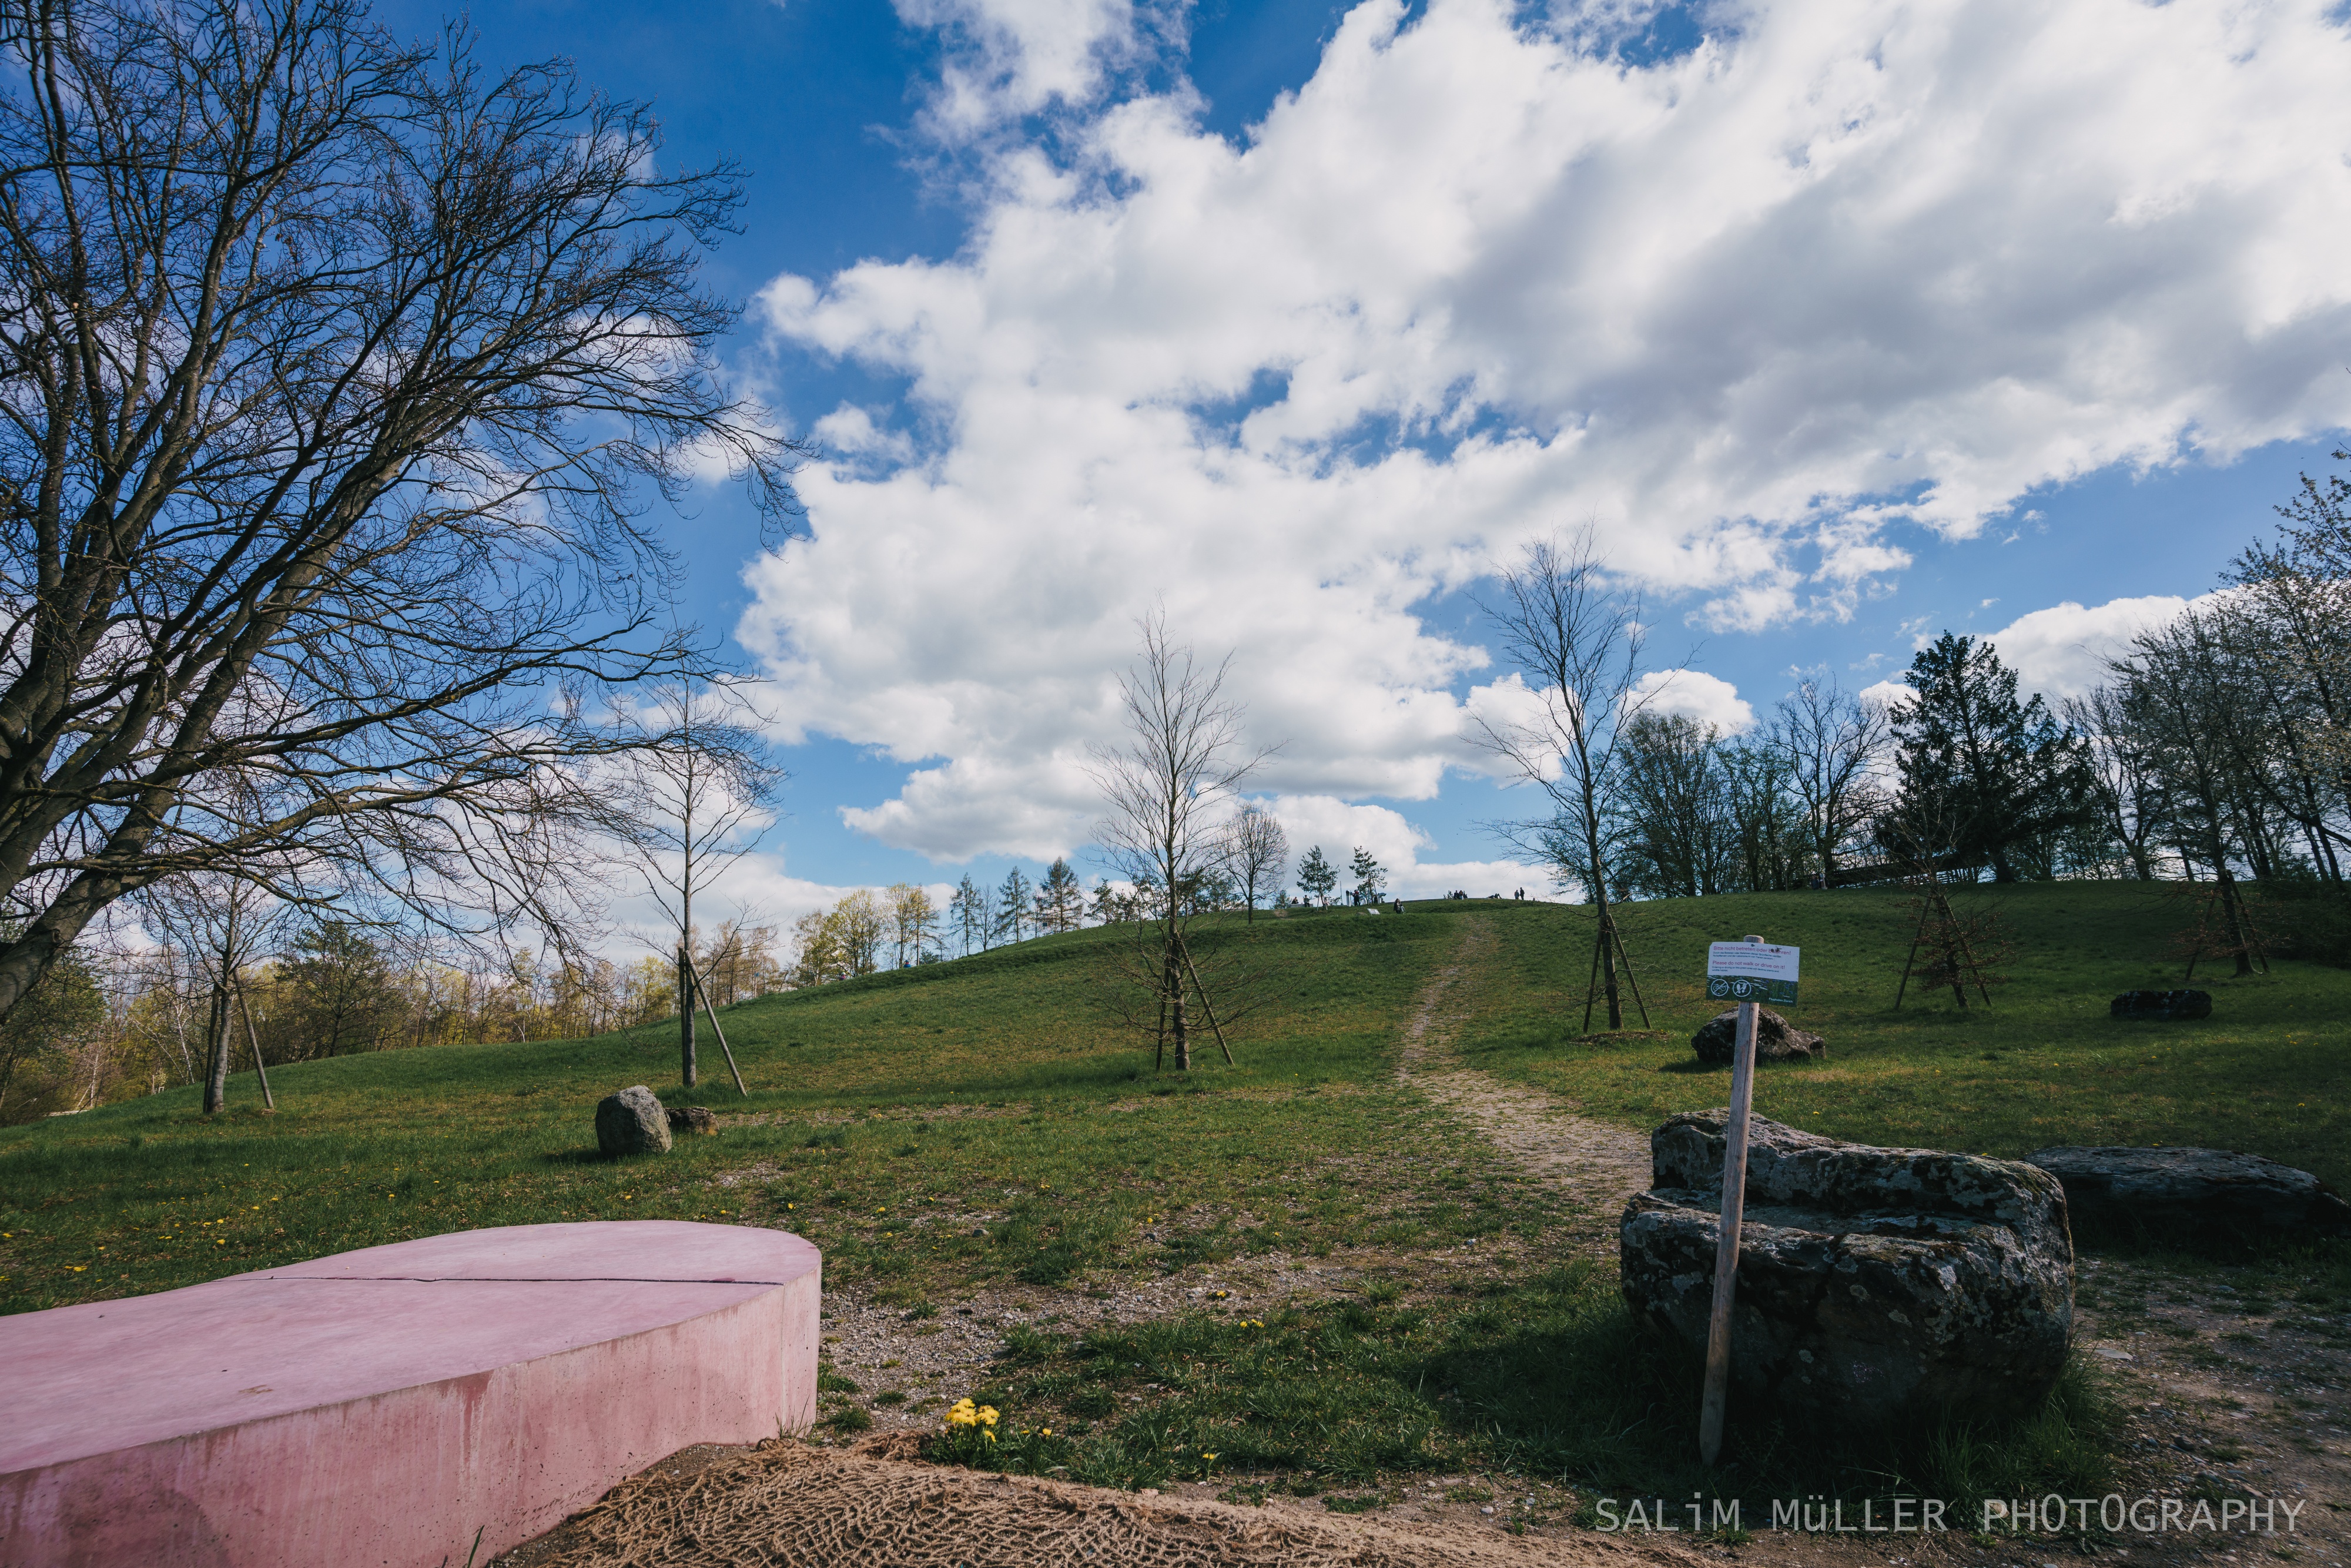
top-left (1697, 934), bottom-right (1800, 1466)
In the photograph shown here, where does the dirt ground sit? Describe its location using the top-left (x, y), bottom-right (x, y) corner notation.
top-left (495, 923), bottom-right (2351, 1567)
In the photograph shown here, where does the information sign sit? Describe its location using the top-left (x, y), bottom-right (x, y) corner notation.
top-left (1704, 941), bottom-right (1800, 1006)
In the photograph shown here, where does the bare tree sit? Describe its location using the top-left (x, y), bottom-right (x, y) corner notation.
top-left (0, 0), bottom-right (804, 1026)
top-left (2111, 613), bottom-right (2264, 974)
top-left (1225, 805), bottom-right (1288, 922)
top-left (1090, 616), bottom-right (1275, 1071)
top-left (1773, 678), bottom-right (1888, 883)
top-left (2059, 688), bottom-right (2165, 880)
top-left (612, 681), bottom-right (779, 1088)
top-left (1471, 533), bottom-right (1659, 1032)
top-left (137, 871), bottom-right (283, 1113)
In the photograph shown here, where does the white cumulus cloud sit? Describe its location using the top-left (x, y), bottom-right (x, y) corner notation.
top-left (1984, 592), bottom-right (2229, 700)
top-left (744, 0), bottom-right (2351, 861)
top-left (1633, 669), bottom-right (1757, 734)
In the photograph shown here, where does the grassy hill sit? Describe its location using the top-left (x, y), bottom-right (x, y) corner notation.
top-left (1462, 880), bottom-right (2351, 1190)
top-left (5, 882), bottom-right (2343, 1318)
top-left (5, 881), bottom-right (2342, 1502)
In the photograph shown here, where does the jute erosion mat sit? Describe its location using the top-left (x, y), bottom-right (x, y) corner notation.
top-left (513, 1439), bottom-right (1703, 1567)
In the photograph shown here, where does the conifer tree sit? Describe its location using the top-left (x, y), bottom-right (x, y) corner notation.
top-left (995, 867), bottom-right (1034, 944)
top-left (1297, 845), bottom-right (1338, 906)
top-left (1349, 846), bottom-right (1387, 904)
top-left (1037, 857), bottom-right (1083, 933)
top-left (1887, 634), bottom-right (2094, 882)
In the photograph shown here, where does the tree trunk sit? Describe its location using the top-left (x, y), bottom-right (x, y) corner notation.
top-left (202, 984), bottom-right (231, 1114)
top-left (677, 943), bottom-right (698, 1087)
top-left (1171, 990), bottom-right (1190, 1072)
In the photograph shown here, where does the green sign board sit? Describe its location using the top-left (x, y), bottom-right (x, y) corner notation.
top-left (1705, 974), bottom-right (1799, 1005)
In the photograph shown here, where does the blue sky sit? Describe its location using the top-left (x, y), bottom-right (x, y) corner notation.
top-left (379, 0), bottom-right (2351, 924)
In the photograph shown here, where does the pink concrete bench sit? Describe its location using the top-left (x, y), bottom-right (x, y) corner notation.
top-left (1, 1221), bottom-right (820, 1568)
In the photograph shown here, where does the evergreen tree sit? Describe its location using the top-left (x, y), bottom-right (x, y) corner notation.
top-left (1349, 846), bottom-right (1387, 903)
top-left (1089, 877), bottom-right (1121, 926)
top-left (949, 874), bottom-right (987, 954)
top-left (995, 866), bottom-right (1034, 944)
top-left (1297, 845), bottom-right (1338, 906)
top-left (1036, 857), bottom-right (1083, 933)
top-left (1887, 634), bottom-right (2095, 882)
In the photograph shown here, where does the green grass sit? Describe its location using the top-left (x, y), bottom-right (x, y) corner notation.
top-left (928, 1261), bottom-right (2116, 1513)
top-left (0, 905), bottom-right (1547, 1314)
top-left (5, 881), bottom-right (2339, 1515)
top-left (1454, 882), bottom-right (2351, 1187)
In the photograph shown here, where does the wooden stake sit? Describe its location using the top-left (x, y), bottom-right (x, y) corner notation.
top-left (1612, 923), bottom-right (1653, 1028)
top-left (1176, 936), bottom-right (1237, 1066)
top-left (1698, 934), bottom-right (1764, 1468)
top-left (682, 955), bottom-right (750, 1097)
top-left (235, 979), bottom-right (274, 1112)
top-left (1893, 886), bottom-right (1937, 1009)
top-left (1942, 887), bottom-right (1995, 1008)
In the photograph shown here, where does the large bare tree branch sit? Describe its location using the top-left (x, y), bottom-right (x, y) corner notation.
top-left (0, 0), bottom-right (807, 1018)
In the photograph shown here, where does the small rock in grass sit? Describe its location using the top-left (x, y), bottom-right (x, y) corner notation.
top-left (2108, 989), bottom-right (2212, 1021)
top-left (1689, 1007), bottom-right (1824, 1065)
top-left (667, 1104), bottom-right (717, 1136)
top-left (597, 1085), bottom-right (672, 1156)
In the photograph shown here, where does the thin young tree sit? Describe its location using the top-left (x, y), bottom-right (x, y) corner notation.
top-left (137, 872), bottom-right (283, 1113)
top-left (0, 0), bottom-right (805, 1027)
top-left (1226, 806), bottom-right (1288, 921)
top-left (888, 883), bottom-right (939, 964)
top-left (615, 682), bottom-right (778, 1089)
top-left (1348, 847), bottom-right (1387, 905)
top-left (1471, 533), bottom-right (1660, 1031)
top-left (1090, 616), bottom-right (1276, 1071)
top-left (949, 875), bottom-right (989, 954)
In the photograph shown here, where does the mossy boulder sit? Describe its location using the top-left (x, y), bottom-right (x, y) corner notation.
top-left (1620, 1112), bottom-right (2073, 1427)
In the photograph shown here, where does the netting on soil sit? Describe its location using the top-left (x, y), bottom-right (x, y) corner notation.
top-left (518, 1440), bottom-right (1663, 1567)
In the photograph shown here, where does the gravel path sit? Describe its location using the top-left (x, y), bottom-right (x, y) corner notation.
top-left (1393, 919), bottom-right (1652, 1245)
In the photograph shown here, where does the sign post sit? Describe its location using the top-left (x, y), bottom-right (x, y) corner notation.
top-left (1697, 935), bottom-right (1799, 1466)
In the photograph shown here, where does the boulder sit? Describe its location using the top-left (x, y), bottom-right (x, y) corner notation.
top-left (1690, 1007), bottom-right (1825, 1065)
top-left (595, 1085), bottom-right (672, 1156)
top-left (2025, 1146), bottom-right (2351, 1241)
top-left (667, 1104), bottom-right (718, 1137)
top-left (2109, 990), bottom-right (2212, 1021)
top-left (1619, 1112), bottom-right (2073, 1427)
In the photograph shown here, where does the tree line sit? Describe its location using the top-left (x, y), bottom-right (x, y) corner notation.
top-left (1532, 452), bottom-right (2351, 974)
top-left (0, 917), bottom-right (788, 1123)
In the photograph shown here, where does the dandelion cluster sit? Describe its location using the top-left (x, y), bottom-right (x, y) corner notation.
top-left (945, 1398), bottom-right (1000, 1442)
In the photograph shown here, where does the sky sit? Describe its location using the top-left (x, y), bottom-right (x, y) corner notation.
top-left (375, 0), bottom-right (2351, 936)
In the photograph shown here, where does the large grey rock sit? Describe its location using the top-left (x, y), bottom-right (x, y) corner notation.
top-left (2109, 990), bottom-right (2212, 1021)
top-left (1690, 1007), bottom-right (1825, 1065)
top-left (2026, 1146), bottom-right (2351, 1240)
top-left (596, 1085), bottom-right (672, 1156)
top-left (1620, 1112), bottom-right (2073, 1426)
